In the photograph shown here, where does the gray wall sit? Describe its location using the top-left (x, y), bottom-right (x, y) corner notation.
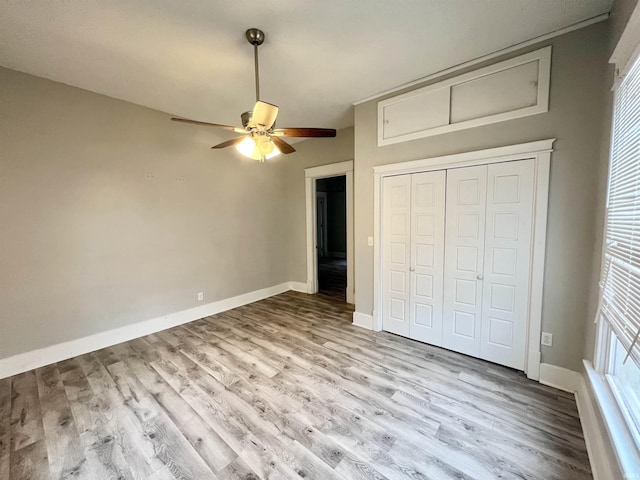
top-left (282, 128), bottom-right (354, 284)
top-left (0, 66), bottom-right (294, 360)
top-left (353, 21), bottom-right (610, 371)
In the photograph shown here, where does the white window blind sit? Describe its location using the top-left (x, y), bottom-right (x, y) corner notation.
top-left (599, 54), bottom-right (640, 367)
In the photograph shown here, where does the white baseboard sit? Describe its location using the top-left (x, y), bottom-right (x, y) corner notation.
top-left (538, 363), bottom-right (582, 393)
top-left (288, 281), bottom-right (310, 293)
top-left (539, 362), bottom-right (622, 479)
top-left (575, 364), bottom-right (619, 480)
top-left (352, 311), bottom-right (373, 330)
top-left (0, 281), bottom-right (302, 379)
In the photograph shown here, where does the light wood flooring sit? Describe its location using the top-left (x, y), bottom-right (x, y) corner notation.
top-left (0, 292), bottom-right (592, 479)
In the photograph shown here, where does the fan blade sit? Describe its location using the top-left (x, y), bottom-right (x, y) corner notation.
top-left (252, 101), bottom-right (279, 129)
top-left (172, 117), bottom-right (246, 133)
top-left (211, 137), bottom-right (246, 149)
top-left (271, 136), bottom-right (296, 154)
top-left (271, 127), bottom-right (336, 138)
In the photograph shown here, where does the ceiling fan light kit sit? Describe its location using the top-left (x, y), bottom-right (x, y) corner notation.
top-left (171, 28), bottom-right (336, 163)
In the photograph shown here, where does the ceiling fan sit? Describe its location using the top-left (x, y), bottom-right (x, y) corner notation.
top-left (171, 28), bottom-right (337, 162)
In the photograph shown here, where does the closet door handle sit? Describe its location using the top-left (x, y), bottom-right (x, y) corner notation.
top-left (410, 267), bottom-right (415, 272)
top-left (476, 274), bottom-right (483, 280)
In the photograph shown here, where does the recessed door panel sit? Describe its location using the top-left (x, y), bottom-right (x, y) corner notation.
top-left (415, 274), bottom-right (434, 298)
top-left (443, 165), bottom-right (487, 358)
top-left (390, 271), bottom-right (406, 293)
top-left (409, 170), bottom-right (446, 344)
top-left (491, 248), bottom-right (517, 276)
top-left (456, 247), bottom-right (478, 272)
top-left (416, 244), bottom-right (434, 268)
top-left (390, 243), bottom-right (406, 264)
top-left (416, 214), bottom-right (435, 236)
top-left (415, 303), bottom-right (433, 327)
top-left (454, 311), bottom-right (476, 338)
top-left (488, 317), bottom-right (514, 347)
top-left (480, 159), bottom-right (534, 369)
top-left (382, 175), bottom-right (411, 337)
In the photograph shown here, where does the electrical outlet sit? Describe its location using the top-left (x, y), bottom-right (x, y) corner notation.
top-left (541, 332), bottom-right (553, 347)
top-left (368, 236), bottom-right (374, 247)
top-left (197, 292), bottom-right (204, 302)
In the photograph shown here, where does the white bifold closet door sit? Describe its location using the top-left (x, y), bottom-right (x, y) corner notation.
top-left (382, 171), bottom-right (445, 342)
top-left (382, 174), bottom-right (412, 337)
top-left (441, 165), bottom-right (488, 358)
top-left (442, 159), bottom-right (534, 370)
top-left (479, 160), bottom-right (534, 369)
top-left (382, 159), bottom-right (535, 371)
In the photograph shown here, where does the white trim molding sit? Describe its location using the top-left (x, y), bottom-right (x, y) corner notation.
top-left (539, 363), bottom-right (582, 393)
top-left (581, 360), bottom-right (640, 479)
top-left (305, 161), bottom-right (354, 304)
top-left (538, 362), bottom-right (623, 479)
top-left (352, 311), bottom-right (374, 330)
top-left (289, 281), bottom-right (310, 293)
top-left (610, 2), bottom-right (640, 81)
top-left (372, 139), bottom-right (555, 175)
top-left (0, 281), bottom-right (305, 379)
top-left (577, 362), bottom-right (622, 480)
top-left (373, 139), bottom-right (555, 380)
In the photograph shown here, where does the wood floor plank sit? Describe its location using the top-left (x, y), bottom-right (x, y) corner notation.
top-left (104, 358), bottom-right (219, 480)
top-left (1, 291), bottom-right (593, 479)
top-left (9, 371), bottom-right (45, 453)
top-left (76, 352), bottom-right (165, 478)
top-left (58, 357), bottom-right (136, 480)
top-left (216, 457), bottom-right (261, 480)
top-left (117, 343), bottom-right (237, 473)
top-left (9, 438), bottom-right (49, 480)
top-left (147, 353), bottom-right (302, 479)
top-left (35, 363), bottom-right (90, 479)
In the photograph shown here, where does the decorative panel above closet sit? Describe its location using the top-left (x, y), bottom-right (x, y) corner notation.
top-left (377, 47), bottom-right (551, 146)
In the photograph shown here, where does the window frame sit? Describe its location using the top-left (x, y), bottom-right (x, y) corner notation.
top-left (597, 320), bottom-right (640, 450)
top-left (593, 51), bottom-right (640, 474)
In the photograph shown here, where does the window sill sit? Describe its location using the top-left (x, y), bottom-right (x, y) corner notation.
top-left (584, 360), bottom-right (640, 477)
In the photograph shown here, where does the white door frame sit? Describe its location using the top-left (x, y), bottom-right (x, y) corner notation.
top-left (305, 161), bottom-right (354, 304)
top-left (373, 139), bottom-right (555, 380)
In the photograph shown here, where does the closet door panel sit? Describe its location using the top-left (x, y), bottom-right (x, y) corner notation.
top-left (480, 160), bottom-right (534, 369)
top-left (382, 175), bottom-right (411, 337)
top-left (442, 165), bottom-right (488, 357)
top-left (410, 170), bottom-right (446, 344)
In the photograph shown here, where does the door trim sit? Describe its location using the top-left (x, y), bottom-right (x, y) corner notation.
top-left (372, 139), bottom-right (555, 380)
top-left (305, 161), bottom-right (354, 304)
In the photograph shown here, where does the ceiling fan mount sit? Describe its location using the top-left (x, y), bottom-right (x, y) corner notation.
top-left (171, 27), bottom-right (336, 162)
top-left (245, 28), bottom-right (265, 47)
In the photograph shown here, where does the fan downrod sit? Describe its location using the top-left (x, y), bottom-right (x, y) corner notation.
top-left (246, 28), bottom-right (265, 46)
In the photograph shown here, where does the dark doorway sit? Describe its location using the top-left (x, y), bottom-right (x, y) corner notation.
top-left (316, 176), bottom-right (347, 301)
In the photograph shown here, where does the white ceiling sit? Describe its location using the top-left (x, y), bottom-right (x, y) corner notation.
top-left (0, 1), bottom-right (612, 130)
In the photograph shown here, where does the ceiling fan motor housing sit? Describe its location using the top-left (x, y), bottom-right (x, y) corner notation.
top-left (241, 110), bottom-right (253, 129)
top-left (241, 110), bottom-right (275, 130)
